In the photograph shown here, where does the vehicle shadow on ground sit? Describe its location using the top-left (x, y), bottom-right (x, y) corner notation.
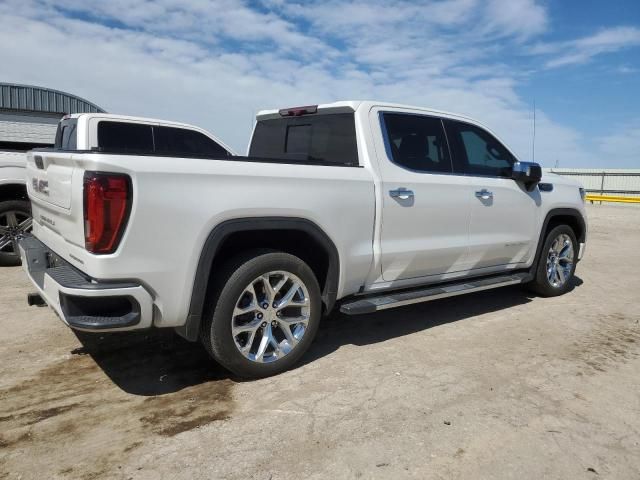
top-left (72, 329), bottom-right (228, 396)
top-left (73, 277), bottom-right (582, 395)
top-left (304, 276), bottom-right (583, 365)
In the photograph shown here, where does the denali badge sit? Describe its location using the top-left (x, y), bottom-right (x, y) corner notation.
top-left (32, 178), bottom-right (49, 196)
top-left (40, 214), bottom-right (55, 227)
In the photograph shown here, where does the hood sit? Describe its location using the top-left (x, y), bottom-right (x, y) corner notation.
top-left (541, 171), bottom-right (582, 188)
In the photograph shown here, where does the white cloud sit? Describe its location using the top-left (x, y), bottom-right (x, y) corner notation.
top-left (0, 0), bottom-right (637, 167)
top-left (531, 26), bottom-right (640, 68)
top-left (617, 65), bottom-right (639, 74)
top-left (38, 0), bottom-right (333, 55)
top-left (482, 0), bottom-right (548, 39)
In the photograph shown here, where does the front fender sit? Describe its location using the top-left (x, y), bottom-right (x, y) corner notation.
top-left (531, 207), bottom-right (587, 273)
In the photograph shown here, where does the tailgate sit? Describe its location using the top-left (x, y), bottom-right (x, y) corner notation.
top-left (26, 150), bottom-right (85, 248)
top-left (27, 151), bottom-right (75, 209)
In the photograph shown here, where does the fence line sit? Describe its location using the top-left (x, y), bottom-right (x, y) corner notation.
top-left (547, 169), bottom-right (640, 202)
top-left (547, 169), bottom-right (640, 204)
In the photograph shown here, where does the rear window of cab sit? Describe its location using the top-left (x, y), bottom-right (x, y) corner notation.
top-left (249, 113), bottom-right (359, 166)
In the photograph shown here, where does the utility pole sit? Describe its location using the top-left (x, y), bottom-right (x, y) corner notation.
top-left (532, 99), bottom-right (536, 163)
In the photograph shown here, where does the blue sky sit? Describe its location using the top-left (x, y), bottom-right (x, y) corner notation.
top-left (1, 0), bottom-right (639, 168)
top-left (518, 3), bottom-right (640, 150)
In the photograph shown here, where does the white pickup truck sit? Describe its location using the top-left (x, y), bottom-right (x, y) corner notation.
top-left (20, 102), bottom-right (587, 378)
top-left (1, 150), bottom-right (33, 266)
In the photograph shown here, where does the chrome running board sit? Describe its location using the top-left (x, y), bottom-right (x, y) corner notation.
top-left (340, 272), bottom-right (532, 315)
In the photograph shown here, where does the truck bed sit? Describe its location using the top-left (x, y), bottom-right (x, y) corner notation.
top-left (25, 149), bottom-right (376, 328)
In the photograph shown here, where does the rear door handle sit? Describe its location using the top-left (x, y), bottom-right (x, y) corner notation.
top-left (475, 189), bottom-right (493, 199)
top-left (390, 189), bottom-right (414, 200)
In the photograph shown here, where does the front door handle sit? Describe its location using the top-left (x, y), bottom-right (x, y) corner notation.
top-left (390, 188), bottom-right (414, 200)
top-left (475, 189), bottom-right (493, 200)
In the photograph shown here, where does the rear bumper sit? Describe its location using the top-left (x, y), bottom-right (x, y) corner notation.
top-left (19, 235), bottom-right (153, 332)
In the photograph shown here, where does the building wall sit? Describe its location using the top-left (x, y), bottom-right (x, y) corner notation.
top-left (0, 83), bottom-right (106, 150)
top-left (0, 111), bottom-right (60, 144)
top-left (0, 83), bottom-right (103, 114)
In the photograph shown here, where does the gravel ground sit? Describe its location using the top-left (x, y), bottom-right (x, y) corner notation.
top-left (1, 203), bottom-right (639, 480)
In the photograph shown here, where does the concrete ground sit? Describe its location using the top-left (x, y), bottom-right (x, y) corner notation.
top-left (1, 204), bottom-right (639, 480)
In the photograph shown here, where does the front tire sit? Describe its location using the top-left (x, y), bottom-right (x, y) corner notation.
top-left (200, 250), bottom-right (322, 378)
top-left (528, 225), bottom-right (578, 297)
top-left (0, 200), bottom-right (32, 267)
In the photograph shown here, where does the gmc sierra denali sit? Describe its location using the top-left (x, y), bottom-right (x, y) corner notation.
top-left (19, 102), bottom-right (587, 378)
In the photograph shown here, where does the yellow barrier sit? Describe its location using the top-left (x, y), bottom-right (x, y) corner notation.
top-left (586, 194), bottom-right (640, 204)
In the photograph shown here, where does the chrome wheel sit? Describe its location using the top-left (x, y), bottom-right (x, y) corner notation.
top-left (546, 233), bottom-right (574, 288)
top-left (0, 210), bottom-right (32, 256)
top-left (231, 271), bottom-right (310, 363)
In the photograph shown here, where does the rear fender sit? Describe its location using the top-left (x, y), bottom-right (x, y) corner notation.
top-left (176, 217), bottom-right (340, 341)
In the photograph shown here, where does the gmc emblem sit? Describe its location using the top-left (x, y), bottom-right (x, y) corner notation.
top-left (32, 178), bottom-right (49, 196)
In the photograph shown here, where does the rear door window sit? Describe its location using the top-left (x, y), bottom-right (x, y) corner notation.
top-left (154, 126), bottom-right (229, 158)
top-left (381, 113), bottom-right (452, 173)
top-left (249, 113), bottom-right (358, 166)
top-left (97, 121), bottom-right (154, 154)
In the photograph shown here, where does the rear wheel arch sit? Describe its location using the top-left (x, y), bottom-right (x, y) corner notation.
top-left (177, 217), bottom-right (340, 341)
top-left (0, 183), bottom-right (28, 202)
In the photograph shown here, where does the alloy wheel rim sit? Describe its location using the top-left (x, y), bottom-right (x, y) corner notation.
top-left (0, 211), bottom-right (33, 256)
top-left (546, 233), bottom-right (574, 288)
top-left (231, 271), bottom-right (310, 363)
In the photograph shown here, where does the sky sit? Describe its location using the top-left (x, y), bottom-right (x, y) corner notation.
top-left (1, 0), bottom-right (639, 168)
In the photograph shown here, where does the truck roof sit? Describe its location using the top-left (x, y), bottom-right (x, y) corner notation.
top-left (63, 112), bottom-right (206, 131)
top-left (61, 113), bottom-right (236, 156)
top-left (255, 100), bottom-right (481, 125)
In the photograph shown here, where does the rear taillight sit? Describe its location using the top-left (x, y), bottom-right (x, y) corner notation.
top-left (83, 172), bottom-right (132, 254)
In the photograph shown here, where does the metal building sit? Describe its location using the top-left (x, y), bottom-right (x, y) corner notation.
top-left (0, 83), bottom-right (105, 150)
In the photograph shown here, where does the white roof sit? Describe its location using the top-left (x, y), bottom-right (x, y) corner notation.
top-left (64, 113), bottom-right (236, 155)
top-left (256, 100), bottom-right (481, 125)
top-left (65, 112), bottom-right (204, 130)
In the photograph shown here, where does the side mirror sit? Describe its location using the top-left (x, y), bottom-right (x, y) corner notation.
top-left (511, 161), bottom-right (542, 191)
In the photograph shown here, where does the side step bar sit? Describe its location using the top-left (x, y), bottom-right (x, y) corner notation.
top-left (340, 272), bottom-right (532, 315)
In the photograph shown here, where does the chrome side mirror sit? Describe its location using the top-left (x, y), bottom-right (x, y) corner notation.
top-left (512, 161), bottom-right (542, 191)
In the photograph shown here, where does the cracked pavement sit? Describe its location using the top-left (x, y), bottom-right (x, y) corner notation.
top-left (1, 203), bottom-right (639, 479)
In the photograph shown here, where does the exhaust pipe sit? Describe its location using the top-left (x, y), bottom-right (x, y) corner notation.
top-left (27, 293), bottom-right (47, 307)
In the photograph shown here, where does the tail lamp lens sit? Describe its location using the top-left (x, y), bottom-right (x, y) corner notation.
top-left (83, 172), bottom-right (132, 254)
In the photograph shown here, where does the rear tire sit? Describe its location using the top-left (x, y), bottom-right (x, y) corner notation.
top-left (0, 200), bottom-right (32, 267)
top-left (200, 250), bottom-right (322, 378)
top-left (528, 225), bottom-right (577, 297)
